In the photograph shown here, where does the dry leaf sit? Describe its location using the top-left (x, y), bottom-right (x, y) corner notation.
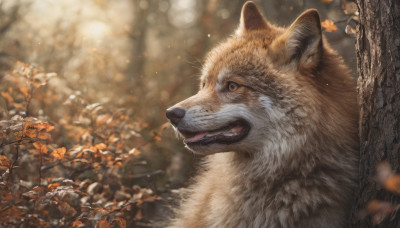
top-left (96, 220), bottom-right (110, 228)
top-left (33, 142), bottom-right (49, 155)
top-left (18, 87), bottom-right (30, 97)
top-left (48, 182), bottom-right (61, 191)
top-left (345, 25), bottom-right (356, 35)
top-left (23, 120), bottom-right (37, 138)
top-left (385, 174), bottom-right (400, 194)
top-left (72, 221), bottom-right (83, 227)
top-left (0, 155), bottom-right (11, 171)
top-left (50, 147), bottom-right (66, 160)
top-left (1, 91), bottom-right (13, 103)
top-left (128, 148), bottom-right (141, 156)
top-left (95, 143), bottom-right (107, 151)
top-left (366, 200), bottom-right (395, 225)
top-left (112, 218), bottom-right (126, 228)
top-left (344, 2), bottom-right (358, 15)
top-left (321, 19), bottom-right (338, 32)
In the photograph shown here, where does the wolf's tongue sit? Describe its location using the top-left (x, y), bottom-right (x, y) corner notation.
top-left (184, 126), bottom-right (243, 144)
top-left (184, 132), bottom-right (208, 143)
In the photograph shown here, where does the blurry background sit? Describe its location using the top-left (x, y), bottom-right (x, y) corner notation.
top-left (0, 0), bottom-right (356, 225)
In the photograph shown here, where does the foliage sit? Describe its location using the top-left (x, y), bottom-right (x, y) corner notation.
top-left (320, 0), bottom-right (358, 35)
top-left (0, 62), bottom-right (163, 227)
top-left (359, 162), bottom-right (400, 225)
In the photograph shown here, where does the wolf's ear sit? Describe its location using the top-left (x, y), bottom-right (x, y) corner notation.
top-left (273, 9), bottom-right (323, 71)
top-left (239, 1), bottom-right (270, 33)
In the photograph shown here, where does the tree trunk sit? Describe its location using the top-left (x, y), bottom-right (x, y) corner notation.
top-left (127, 0), bottom-right (151, 79)
top-left (351, 0), bottom-right (400, 227)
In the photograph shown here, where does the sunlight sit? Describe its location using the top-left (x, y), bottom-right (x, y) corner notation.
top-left (80, 20), bottom-right (110, 40)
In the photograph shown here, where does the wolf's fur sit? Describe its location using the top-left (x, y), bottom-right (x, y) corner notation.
top-left (166, 2), bottom-right (358, 228)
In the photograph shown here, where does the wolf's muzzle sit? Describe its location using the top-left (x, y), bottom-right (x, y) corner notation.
top-left (166, 107), bottom-right (186, 126)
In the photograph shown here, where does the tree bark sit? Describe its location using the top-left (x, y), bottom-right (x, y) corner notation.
top-left (351, 0), bottom-right (400, 227)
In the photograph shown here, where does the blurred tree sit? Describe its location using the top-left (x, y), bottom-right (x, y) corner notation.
top-left (0, 1), bottom-right (20, 35)
top-left (0, 0), bottom-right (29, 71)
top-left (127, 0), bottom-right (152, 80)
top-left (351, 0), bottom-right (400, 227)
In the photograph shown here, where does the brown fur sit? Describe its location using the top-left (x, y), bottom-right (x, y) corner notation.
top-left (166, 2), bottom-right (358, 227)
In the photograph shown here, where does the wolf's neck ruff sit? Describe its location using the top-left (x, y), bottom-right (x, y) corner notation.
top-left (166, 1), bottom-right (358, 227)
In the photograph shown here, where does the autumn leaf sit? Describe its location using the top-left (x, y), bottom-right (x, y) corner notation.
top-left (23, 120), bottom-right (37, 138)
top-left (3, 192), bottom-right (13, 201)
top-left (96, 114), bottom-right (111, 126)
top-left (18, 87), bottom-right (30, 97)
top-left (366, 200), bottom-right (396, 225)
top-left (22, 186), bottom-right (44, 199)
top-left (48, 182), bottom-right (61, 191)
top-left (385, 174), bottom-right (400, 194)
top-left (0, 205), bottom-right (22, 220)
top-left (112, 217), bottom-right (126, 228)
top-left (0, 155), bottom-right (11, 171)
top-left (321, 19), bottom-right (338, 32)
top-left (320, 0), bottom-right (333, 2)
top-left (1, 91), bottom-right (13, 103)
top-left (38, 132), bottom-right (51, 140)
top-left (50, 147), bottom-right (66, 160)
top-left (344, 2), bottom-right (358, 15)
top-left (96, 220), bottom-right (111, 228)
top-left (33, 142), bottom-right (49, 155)
top-left (128, 148), bottom-right (141, 156)
top-left (35, 121), bottom-right (54, 132)
top-left (376, 161), bottom-right (400, 193)
top-left (151, 131), bottom-right (162, 142)
top-left (345, 25), bottom-right (356, 35)
top-left (72, 220), bottom-right (83, 227)
top-left (95, 143), bottom-right (107, 150)
top-left (60, 202), bottom-right (77, 217)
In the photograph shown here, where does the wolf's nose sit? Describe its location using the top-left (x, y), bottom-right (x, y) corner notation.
top-left (166, 108), bottom-right (186, 126)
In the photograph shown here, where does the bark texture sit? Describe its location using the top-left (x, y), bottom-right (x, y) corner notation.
top-left (352, 0), bottom-right (400, 227)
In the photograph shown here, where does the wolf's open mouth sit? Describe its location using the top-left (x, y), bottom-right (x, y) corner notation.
top-left (178, 119), bottom-right (250, 146)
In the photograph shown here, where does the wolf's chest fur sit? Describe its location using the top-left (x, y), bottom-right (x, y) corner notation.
top-left (166, 1), bottom-right (358, 228)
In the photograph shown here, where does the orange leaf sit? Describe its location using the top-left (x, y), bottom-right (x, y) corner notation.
top-left (0, 155), bottom-right (11, 171)
top-left (0, 205), bottom-right (22, 220)
top-left (23, 120), bottom-right (37, 138)
top-left (36, 122), bottom-right (54, 132)
top-left (151, 131), bottom-right (162, 142)
top-left (95, 143), bottom-right (107, 151)
top-left (33, 142), bottom-right (48, 155)
top-left (112, 218), bottom-right (126, 228)
top-left (366, 200), bottom-right (396, 225)
top-left (50, 147), bottom-right (66, 160)
top-left (38, 132), bottom-right (51, 140)
top-left (96, 220), bottom-right (110, 228)
top-left (345, 25), bottom-right (356, 35)
top-left (385, 174), bottom-right (400, 194)
top-left (321, 0), bottom-right (333, 2)
top-left (48, 182), bottom-right (61, 191)
top-left (1, 91), bottom-right (13, 103)
top-left (18, 87), bottom-right (30, 97)
top-left (3, 192), bottom-right (13, 201)
top-left (73, 221), bottom-right (83, 227)
top-left (129, 148), bottom-right (141, 156)
top-left (321, 19), bottom-right (338, 32)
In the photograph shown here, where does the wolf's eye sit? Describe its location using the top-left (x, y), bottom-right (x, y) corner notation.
top-left (227, 82), bottom-right (239, 92)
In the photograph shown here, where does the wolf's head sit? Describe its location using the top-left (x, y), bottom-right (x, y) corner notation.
top-left (166, 2), bottom-right (355, 156)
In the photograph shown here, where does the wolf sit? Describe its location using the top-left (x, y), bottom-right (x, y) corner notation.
top-left (165, 2), bottom-right (358, 228)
